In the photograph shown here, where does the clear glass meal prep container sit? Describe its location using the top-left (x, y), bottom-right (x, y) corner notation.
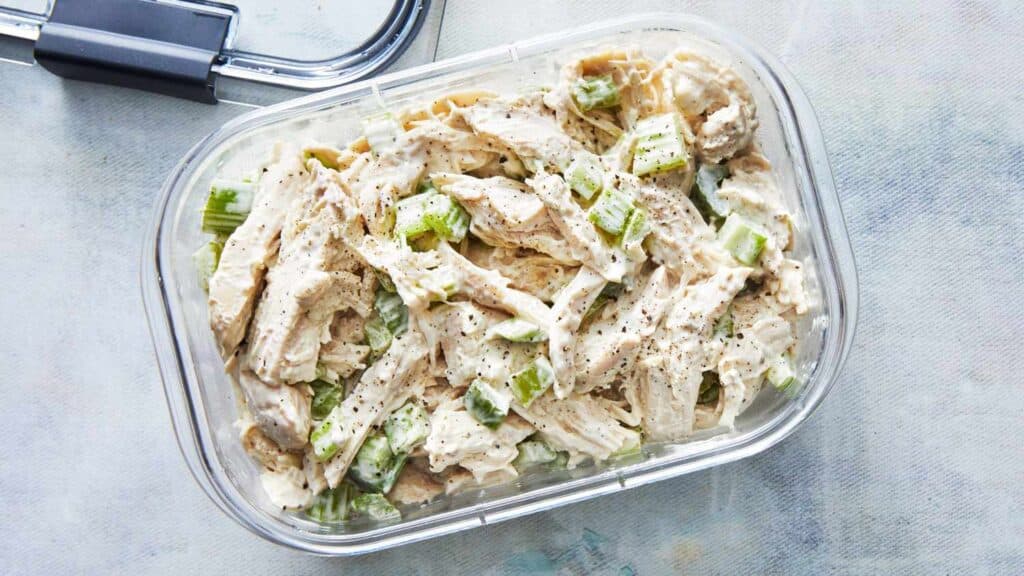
top-left (141, 13), bottom-right (858, 555)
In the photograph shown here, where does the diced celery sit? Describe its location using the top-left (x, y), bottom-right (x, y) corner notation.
top-left (512, 440), bottom-right (559, 471)
top-left (417, 179), bottom-right (437, 195)
top-left (631, 113), bottom-right (689, 177)
top-left (201, 179), bottom-right (255, 235)
top-left (350, 493), bottom-right (401, 521)
top-left (305, 484), bottom-right (353, 523)
top-left (362, 112), bottom-right (401, 155)
top-left (347, 434), bottom-right (397, 493)
top-left (510, 356), bottom-right (555, 407)
top-left (566, 154), bottom-right (604, 200)
top-left (490, 318), bottom-right (547, 343)
top-left (698, 371), bottom-right (721, 405)
top-left (620, 207), bottom-right (651, 254)
top-left (691, 163), bottom-right (731, 227)
top-left (193, 239), bottom-right (223, 292)
top-left (422, 193), bottom-right (470, 242)
top-left (384, 402), bottom-right (430, 455)
top-left (304, 149), bottom-right (340, 170)
top-left (713, 307), bottom-right (734, 338)
top-left (766, 355), bottom-right (797, 392)
top-left (588, 186), bottom-right (635, 235)
top-left (583, 282), bottom-right (623, 322)
top-left (374, 289), bottom-right (408, 336)
top-left (395, 192), bottom-right (436, 240)
top-left (572, 74), bottom-right (621, 112)
top-left (380, 453), bottom-right (407, 494)
top-left (310, 379), bottom-right (343, 420)
top-left (718, 213), bottom-right (768, 265)
top-left (364, 317), bottom-right (393, 357)
top-left (408, 233), bottom-right (441, 252)
top-left (464, 379), bottom-right (509, 429)
top-left (310, 414), bottom-right (340, 462)
top-left (395, 190), bottom-right (471, 243)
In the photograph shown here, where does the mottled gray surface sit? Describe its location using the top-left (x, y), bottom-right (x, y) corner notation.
top-left (1, 1), bottom-right (1022, 574)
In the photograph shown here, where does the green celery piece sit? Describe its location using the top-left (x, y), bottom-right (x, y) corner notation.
top-left (698, 371), bottom-right (721, 405)
top-left (303, 149), bottom-right (340, 170)
top-left (766, 355), bottom-right (798, 392)
top-left (566, 153), bottom-right (604, 200)
top-left (510, 356), bottom-right (555, 407)
top-left (193, 239), bottom-right (223, 292)
top-left (422, 193), bottom-right (470, 242)
top-left (631, 113), bottom-right (689, 177)
top-left (512, 440), bottom-right (559, 471)
top-left (305, 484), bottom-right (353, 523)
top-left (363, 112), bottom-right (401, 155)
top-left (588, 186), bottom-right (635, 235)
top-left (395, 189), bottom-right (471, 243)
top-left (620, 207), bottom-right (651, 252)
top-left (417, 179), bottom-right (437, 195)
top-left (350, 493), bottom-right (401, 521)
top-left (314, 362), bottom-right (334, 383)
top-left (384, 402), bottom-right (430, 454)
top-left (310, 413), bottom-right (340, 462)
top-left (713, 307), bottom-right (734, 338)
top-left (583, 283), bottom-right (623, 322)
top-left (347, 434), bottom-right (396, 492)
top-left (464, 379), bottom-right (510, 429)
top-left (490, 318), bottom-right (547, 343)
top-left (380, 453), bottom-right (407, 494)
top-left (408, 233), bottom-right (441, 252)
top-left (310, 380), bottom-right (344, 421)
top-left (691, 163), bottom-right (731, 227)
top-left (718, 213), bottom-right (768, 265)
top-left (395, 192), bottom-right (437, 240)
top-left (572, 74), bottom-right (621, 112)
top-left (374, 289), bottom-right (408, 336)
top-left (364, 317), bottom-right (393, 357)
top-left (201, 179), bottom-right (255, 235)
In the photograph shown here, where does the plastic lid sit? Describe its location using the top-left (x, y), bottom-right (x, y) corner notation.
top-left (0, 0), bottom-right (432, 101)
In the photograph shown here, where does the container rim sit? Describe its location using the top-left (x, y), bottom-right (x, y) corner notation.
top-left (141, 12), bottom-right (858, 555)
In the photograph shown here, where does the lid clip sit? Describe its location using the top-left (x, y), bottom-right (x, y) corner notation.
top-left (34, 0), bottom-right (233, 103)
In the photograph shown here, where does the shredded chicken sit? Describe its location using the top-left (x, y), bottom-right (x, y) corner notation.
top-left (425, 400), bottom-right (534, 483)
top-left (635, 266), bottom-right (750, 441)
top-left (434, 172), bottom-right (577, 263)
top-left (575, 267), bottom-right (673, 393)
top-left (465, 245), bottom-right (576, 303)
top-left (321, 331), bottom-right (429, 487)
top-left (208, 144), bottom-right (309, 359)
top-left (529, 173), bottom-right (633, 282)
top-left (204, 45), bottom-right (811, 516)
top-left (658, 51), bottom-right (758, 163)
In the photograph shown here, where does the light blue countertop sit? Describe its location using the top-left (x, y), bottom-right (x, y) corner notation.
top-left (1, 1), bottom-right (1021, 574)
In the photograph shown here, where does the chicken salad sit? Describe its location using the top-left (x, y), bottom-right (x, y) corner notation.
top-left (196, 46), bottom-right (809, 523)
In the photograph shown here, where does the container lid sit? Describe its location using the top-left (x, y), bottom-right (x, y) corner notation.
top-left (0, 0), bottom-right (431, 102)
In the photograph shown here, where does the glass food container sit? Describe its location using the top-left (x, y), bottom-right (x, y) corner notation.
top-left (141, 13), bottom-right (858, 555)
